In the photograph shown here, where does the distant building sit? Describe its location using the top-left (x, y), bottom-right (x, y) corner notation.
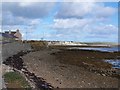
top-left (5, 29), bottom-right (22, 40)
top-left (0, 32), bottom-right (17, 43)
top-left (47, 41), bottom-right (87, 46)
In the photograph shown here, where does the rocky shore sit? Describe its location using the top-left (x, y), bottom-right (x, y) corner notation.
top-left (3, 51), bottom-right (53, 89)
top-left (54, 49), bottom-right (120, 78)
top-left (3, 45), bottom-right (120, 89)
top-left (22, 49), bottom-right (119, 88)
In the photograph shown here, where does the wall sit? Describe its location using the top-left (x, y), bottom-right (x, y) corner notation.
top-left (2, 42), bottom-right (31, 61)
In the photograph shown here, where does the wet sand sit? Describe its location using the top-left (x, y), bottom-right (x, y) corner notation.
top-left (22, 49), bottom-right (119, 88)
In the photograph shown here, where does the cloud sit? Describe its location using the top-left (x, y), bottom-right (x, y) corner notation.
top-left (55, 2), bottom-right (117, 19)
top-left (49, 2), bottom-right (117, 42)
top-left (0, 25), bottom-right (1, 32)
top-left (48, 17), bottom-right (118, 41)
top-left (2, 2), bottom-right (55, 33)
top-left (55, 2), bottom-right (95, 19)
top-left (2, 2), bottom-right (55, 19)
top-left (50, 18), bottom-right (93, 29)
top-left (2, 2), bottom-right (47, 33)
top-left (2, 11), bottom-right (29, 25)
top-left (2, 11), bottom-right (41, 32)
top-left (1, 2), bottom-right (118, 42)
top-left (87, 24), bottom-right (118, 39)
top-left (94, 6), bottom-right (117, 18)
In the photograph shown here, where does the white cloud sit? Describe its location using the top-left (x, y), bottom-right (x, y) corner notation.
top-left (2, 2), bottom-right (55, 34)
top-left (48, 17), bottom-right (118, 41)
top-left (19, 0), bottom-right (49, 7)
top-left (50, 18), bottom-right (93, 29)
top-left (55, 2), bottom-right (117, 19)
top-left (2, 2), bottom-right (117, 42)
top-left (88, 24), bottom-right (118, 39)
top-left (28, 19), bottom-right (41, 27)
top-left (56, 2), bottom-right (96, 18)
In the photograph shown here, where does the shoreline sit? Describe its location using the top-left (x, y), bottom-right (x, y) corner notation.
top-left (54, 49), bottom-right (120, 78)
top-left (2, 43), bottom-right (120, 88)
top-left (3, 50), bottom-right (53, 89)
top-left (22, 49), bottom-right (119, 88)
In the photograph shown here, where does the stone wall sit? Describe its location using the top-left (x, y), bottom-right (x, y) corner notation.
top-left (2, 42), bottom-right (31, 61)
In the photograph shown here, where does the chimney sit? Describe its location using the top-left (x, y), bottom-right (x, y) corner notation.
top-left (16, 29), bottom-right (19, 32)
top-left (9, 30), bottom-right (11, 34)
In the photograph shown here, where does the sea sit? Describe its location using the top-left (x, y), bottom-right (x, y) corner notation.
top-left (68, 46), bottom-right (120, 52)
top-left (68, 46), bottom-right (120, 69)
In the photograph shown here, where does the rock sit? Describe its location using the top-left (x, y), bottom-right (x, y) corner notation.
top-left (88, 83), bottom-right (91, 85)
top-left (102, 74), bottom-right (106, 76)
top-left (73, 76), bottom-right (76, 78)
top-left (4, 51), bottom-right (54, 89)
top-left (82, 81), bottom-right (85, 83)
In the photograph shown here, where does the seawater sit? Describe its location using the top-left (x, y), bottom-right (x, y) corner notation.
top-left (69, 47), bottom-right (120, 52)
top-left (105, 60), bottom-right (120, 69)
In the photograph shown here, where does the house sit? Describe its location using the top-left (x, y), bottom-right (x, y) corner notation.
top-left (0, 32), bottom-right (17, 43)
top-left (5, 29), bottom-right (22, 40)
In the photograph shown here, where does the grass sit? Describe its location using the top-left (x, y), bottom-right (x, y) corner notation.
top-left (4, 71), bottom-right (31, 89)
top-left (27, 40), bottom-right (48, 50)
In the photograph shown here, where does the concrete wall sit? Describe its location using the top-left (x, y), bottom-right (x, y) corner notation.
top-left (2, 42), bottom-right (31, 61)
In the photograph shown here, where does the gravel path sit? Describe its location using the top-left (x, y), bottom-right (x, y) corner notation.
top-left (22, 49), bottom-right (119, 88)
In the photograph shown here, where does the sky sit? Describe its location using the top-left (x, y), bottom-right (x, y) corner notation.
top-left (1, 1), bottom-right (119, 42)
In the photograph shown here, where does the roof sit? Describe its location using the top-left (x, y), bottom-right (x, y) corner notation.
top-left (5, 31), bottom-right (16, 35)
top-left (0, 33), bottom-right (17, 38)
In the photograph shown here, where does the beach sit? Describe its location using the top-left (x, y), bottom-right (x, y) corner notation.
top-left (22, 48), bottom-right (119, 88)
top-left (2, 41), bottom-right (120, 88)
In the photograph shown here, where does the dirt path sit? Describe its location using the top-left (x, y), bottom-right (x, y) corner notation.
top-left (22, 49), bottom-right (119, 88)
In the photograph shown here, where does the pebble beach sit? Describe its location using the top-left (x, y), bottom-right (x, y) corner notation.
top-left (22, 49), bottom-right (119, 88)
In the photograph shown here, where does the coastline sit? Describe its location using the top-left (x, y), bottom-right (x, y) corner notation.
top-left (2, 42), bottom-right (120, 88)
top-left (3, 50), bottom-right (53, 89)
top-left (22, 48), bottom-right (119, 88)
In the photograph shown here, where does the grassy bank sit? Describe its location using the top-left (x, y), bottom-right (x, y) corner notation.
top-left (4, 71), bottom-right (31, 89)
top-left (27, 41), bottom-right (48, 50)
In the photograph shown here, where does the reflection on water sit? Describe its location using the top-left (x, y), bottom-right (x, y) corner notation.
top-left (105, 60), bottom-right (120, 69)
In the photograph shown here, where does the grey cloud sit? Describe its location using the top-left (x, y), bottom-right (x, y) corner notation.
top-left (2, 12), bottom-right (27, 25)
top-left (2, 11), bottom-right (41, 26)
top-left (2, 2), bottom-right (55, 19)
top-left (94, 7), bottom-right (117, 18)
top-left (2, 2), bottom-right (47, 29)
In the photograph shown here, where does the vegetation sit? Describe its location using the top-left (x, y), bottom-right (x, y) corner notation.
top-left (4, 71), bottom-right (31, 89)
top-left (26, 40), bottom-right (119, 69)
top-left (26, 40), bottom-right (48, 50)
top-left (54, 49), bottom-right (119, 69)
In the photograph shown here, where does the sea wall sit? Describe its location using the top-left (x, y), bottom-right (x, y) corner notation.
top-left (2, 42), bottom-right (31, 61)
